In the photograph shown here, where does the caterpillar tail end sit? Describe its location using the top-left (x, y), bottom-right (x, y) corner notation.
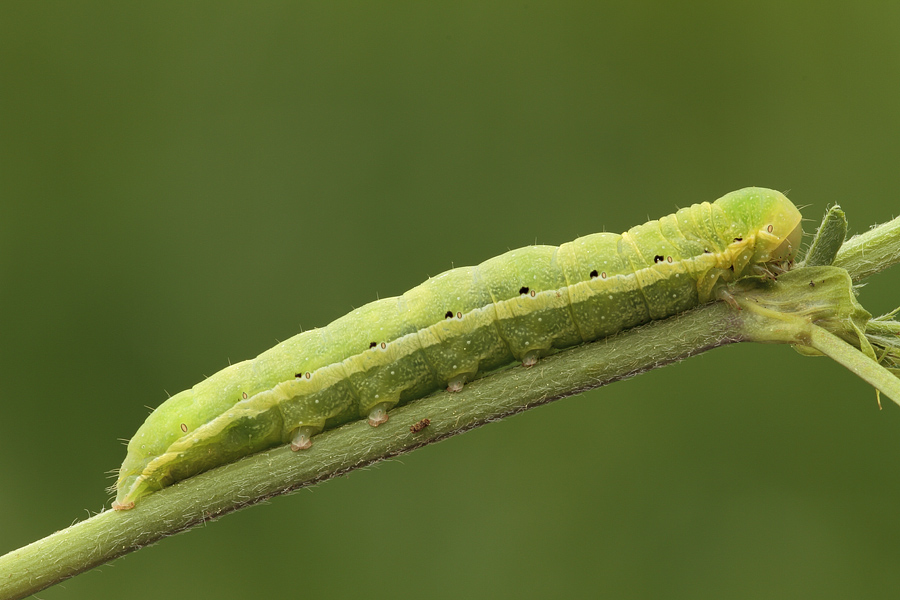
top-left (112, 477), bottom-right (145, 511)
top-left (112, 472), bottom-right (160, 511)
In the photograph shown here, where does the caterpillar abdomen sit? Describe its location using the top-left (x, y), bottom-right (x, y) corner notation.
top-left (113, 187), bottom-right (803, 509)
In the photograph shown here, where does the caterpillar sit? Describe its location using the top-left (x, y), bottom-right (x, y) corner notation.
top-left (112, 187), bottom-right (803, 510)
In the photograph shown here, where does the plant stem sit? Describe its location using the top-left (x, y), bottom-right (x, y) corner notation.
top-left (833, 214), bottom-right (900, 280)
top-left (806, 325), bottom-right (900, 404)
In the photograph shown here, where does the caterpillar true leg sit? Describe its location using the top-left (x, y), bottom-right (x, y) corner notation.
top-left (716, 287), bottom-right (741, 311)
top-left (750, 264), bottom-right (779, 279)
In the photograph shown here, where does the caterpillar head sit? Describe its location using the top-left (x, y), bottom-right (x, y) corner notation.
top-left (718, 187), bottom-right (803, 266)
top-left (750, 190), bottom-right (803, 265)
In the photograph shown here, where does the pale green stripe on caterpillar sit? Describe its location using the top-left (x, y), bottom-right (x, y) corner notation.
top-left (112, 187), bottom-right (803, 510)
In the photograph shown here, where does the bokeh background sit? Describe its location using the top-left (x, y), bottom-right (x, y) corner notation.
top-left (2, 2), bottom-right (899, 599)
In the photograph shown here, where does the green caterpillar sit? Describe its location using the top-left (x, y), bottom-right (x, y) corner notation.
top-left (113, 187), bottom-right (803, 510)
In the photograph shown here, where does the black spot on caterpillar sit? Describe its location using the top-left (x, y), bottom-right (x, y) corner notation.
top-left (112, 187), bottom-right (803, 510)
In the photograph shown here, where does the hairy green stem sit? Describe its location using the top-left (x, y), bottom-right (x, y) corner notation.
top-left (833, 214), bottom-right (900, 280)
top-left (2, 214), bottom-right (900, 600)
top-left (805, 325), bottom-right (900, 403)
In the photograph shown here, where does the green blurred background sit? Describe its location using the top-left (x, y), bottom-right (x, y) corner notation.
top-left (2, 2), bottom-right (899, 598)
